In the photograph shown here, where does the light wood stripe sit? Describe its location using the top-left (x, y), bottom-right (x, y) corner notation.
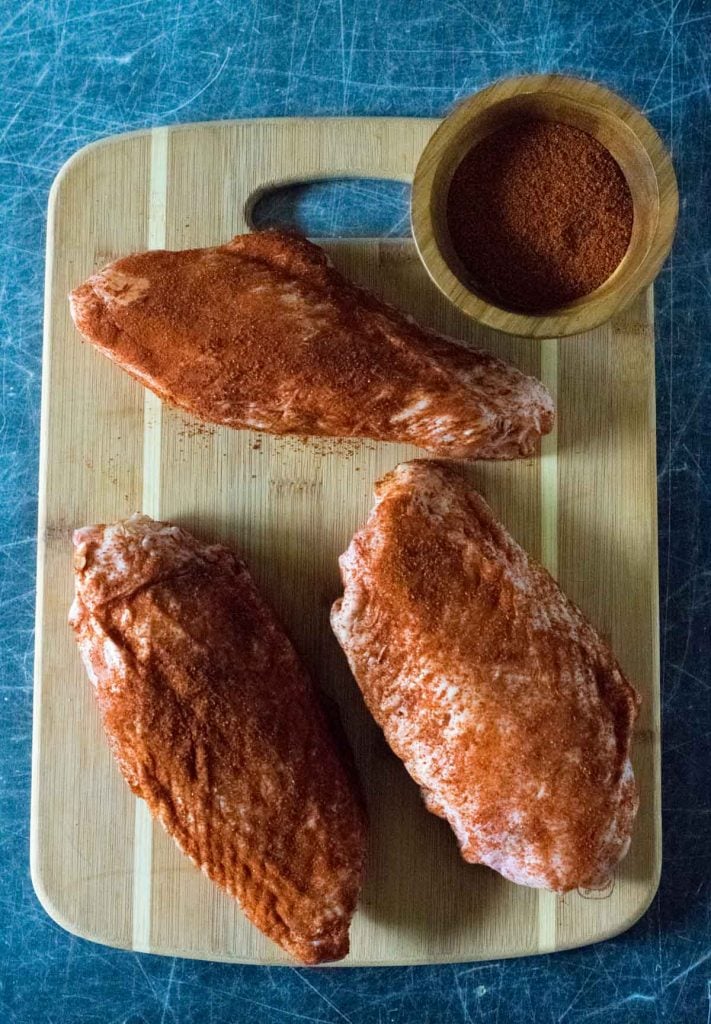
top-left (539, 337), bottom-right (559, 579)
top-left (537, 336), bottom-right (559, 953)
top-left (132, 125), bottom-right (169, 953)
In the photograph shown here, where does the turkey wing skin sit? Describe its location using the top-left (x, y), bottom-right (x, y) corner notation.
top-left (69, 231), bottom-right (554, 460)
top-left (331, 460), bottom-right (640, 893)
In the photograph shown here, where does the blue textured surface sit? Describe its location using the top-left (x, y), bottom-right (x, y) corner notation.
top-left (1, 1), bottom-right (710, 1021)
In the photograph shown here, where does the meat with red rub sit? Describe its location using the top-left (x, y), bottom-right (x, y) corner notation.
top-left (69, 231), bottom-right (554, 460)
top-left (70, 514), bottom-right (367, 964)
top-left (331, 460), bottom-right (640, 892)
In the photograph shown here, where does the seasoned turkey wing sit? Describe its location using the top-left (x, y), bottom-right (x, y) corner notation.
top-left (331, 460), bottom-right (640, 893)
top-left (70, 514), bottom-right (367, 965)
top-left (69, 230), bottom-right (554, 460)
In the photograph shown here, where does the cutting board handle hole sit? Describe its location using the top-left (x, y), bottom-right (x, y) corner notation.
top-left (248, 178), bottom-right (411, 238)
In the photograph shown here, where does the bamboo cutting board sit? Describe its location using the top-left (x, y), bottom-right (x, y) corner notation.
top-left (32, 118), bottom-right (660, 966)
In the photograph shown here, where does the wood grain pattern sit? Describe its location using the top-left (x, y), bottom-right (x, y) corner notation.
top-left (31, 118), bottom-right (660, 966)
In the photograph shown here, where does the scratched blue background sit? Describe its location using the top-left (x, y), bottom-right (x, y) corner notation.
top-left (1, 1), bottom-right (710, 1021)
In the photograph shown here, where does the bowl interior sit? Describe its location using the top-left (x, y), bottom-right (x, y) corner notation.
top-left (429, 92), bottom-right (661, 317)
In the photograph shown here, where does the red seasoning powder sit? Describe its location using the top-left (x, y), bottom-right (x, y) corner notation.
top-left (446, 119), bottom-right (634, 313)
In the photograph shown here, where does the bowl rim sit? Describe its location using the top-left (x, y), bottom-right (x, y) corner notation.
top-left (411, 73), bottom-right (679, 339)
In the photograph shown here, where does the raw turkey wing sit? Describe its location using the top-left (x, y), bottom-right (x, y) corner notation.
top-left (69, 231), bottom-right (554, 459)
top-left (70, 514), bottom-right (367, 964)
top-left (331, 460), bottom-right (640, 892)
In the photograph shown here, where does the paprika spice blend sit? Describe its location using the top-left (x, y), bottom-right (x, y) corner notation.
top-left (411, 75), bottom-right (678, 337)
top-left (445, 118), bottom-right (634, 314)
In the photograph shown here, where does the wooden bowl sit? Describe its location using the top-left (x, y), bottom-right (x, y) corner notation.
top-left (411, 75), bottom-right (678, 338)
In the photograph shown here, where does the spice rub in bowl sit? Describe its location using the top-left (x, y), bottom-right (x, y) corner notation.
top-left (412, 74), bottom-right (678, 338)
top-left (446, 119), bottom-right (633, 314)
